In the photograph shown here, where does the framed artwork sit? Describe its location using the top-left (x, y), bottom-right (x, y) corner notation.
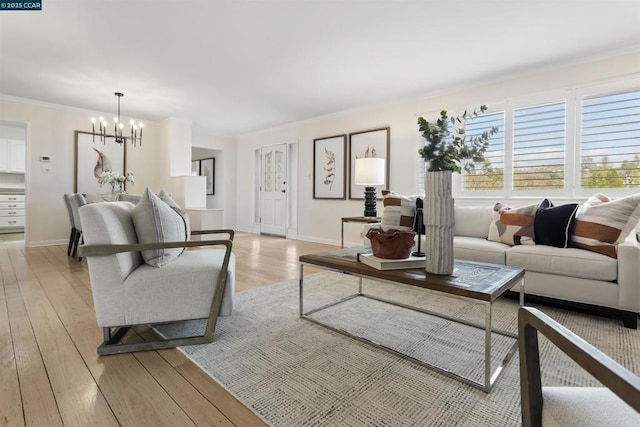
top-left (313, 134), bottom-right (347, 199)
top-left (200, 157), bottom-right (215, 195)
top-left (74, 130), bottom-right (126, 197)
top-left (191, 160), bottom-right (200, 176)
top-left (348, 127), bottom-right (390, 199)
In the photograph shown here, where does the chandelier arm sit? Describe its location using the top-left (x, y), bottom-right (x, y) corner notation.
top-left (89, 92), bottom-right (142, 147)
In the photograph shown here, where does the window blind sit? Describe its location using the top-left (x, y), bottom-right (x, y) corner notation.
top-left (580, 90), bottom-right (640, 189)
top-left (462, 111), bottom-right (505, 190)
top-left (513, 102), bottom-right (566, 190)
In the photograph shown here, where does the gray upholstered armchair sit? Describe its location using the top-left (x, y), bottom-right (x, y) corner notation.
top-left (79, 201), bottom-right (235, 355)
top-left (519, 307), bottom-right (640, 426)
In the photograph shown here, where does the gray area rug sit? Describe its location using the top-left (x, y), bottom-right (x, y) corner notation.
top-left (155, 272), bottom-right (640, 426)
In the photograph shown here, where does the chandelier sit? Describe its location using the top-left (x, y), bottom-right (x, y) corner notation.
top-left (91, 92), bottom-right (143, 146)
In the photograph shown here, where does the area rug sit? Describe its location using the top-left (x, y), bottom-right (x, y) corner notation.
top-left (155, 272), bottom-right (640, 426)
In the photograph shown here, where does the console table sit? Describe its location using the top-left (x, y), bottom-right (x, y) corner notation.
top-left (341, 216), bottom-right (380, 248)
top-left (299, 248), bottom-right (525, 393)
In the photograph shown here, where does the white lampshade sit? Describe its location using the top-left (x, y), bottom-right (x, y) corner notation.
top-left (355, 158), bottom-right (385, 186)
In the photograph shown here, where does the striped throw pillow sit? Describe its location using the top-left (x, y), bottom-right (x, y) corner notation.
top-left (571, 193), bottom-right (640, 258)
top-left (487, 202), bottom-right (538, 246)
top-left (381, 190), bottom-right (418, 231)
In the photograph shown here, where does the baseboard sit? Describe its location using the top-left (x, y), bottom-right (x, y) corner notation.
top-left (234, 226), bottom-right (256, 234)
top-left (26, 239), bottom-right (67, 247)
top-left (286, 227), bottom-right (298, 239)
top-left (296, 234), bottom-right (340, 247)
top-left (506, 291), bottom-right (639, 329)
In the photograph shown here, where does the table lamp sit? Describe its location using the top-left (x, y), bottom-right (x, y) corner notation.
top-left (355, 157), bottom-right (385, 217)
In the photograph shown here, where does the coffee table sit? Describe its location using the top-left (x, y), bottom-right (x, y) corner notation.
top-left (299, 248), bottom-right (525, 393)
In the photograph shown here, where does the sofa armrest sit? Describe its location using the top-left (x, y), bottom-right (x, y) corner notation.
top-left (617, 230), bottom-right (640, 313)
top-left (79, 238), bottom-right (232, 257)
top-left (192, 229), bottom-right (235, 241)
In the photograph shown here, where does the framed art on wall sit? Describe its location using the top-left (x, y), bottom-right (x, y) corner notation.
top-left (200, 157), bottom-right (215, 195)
top-left (191, 160), bottom-right (200, 176)
top-left (348, 127), bottom-right (390, 199)
top-left (313, 134), bottom-right (347, 199)
top-left (74, 130), bottom-right (126, 198)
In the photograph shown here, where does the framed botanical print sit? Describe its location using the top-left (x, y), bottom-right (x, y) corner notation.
top-left (313, 134), bottom-right (347, 199)
top-left (348, 127), bottom-right (390, 199)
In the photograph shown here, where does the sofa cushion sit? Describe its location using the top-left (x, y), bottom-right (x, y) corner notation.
top-left (542, 387), bottom-right (640, 427)
top-left (132, 188), bottom-right (187, 267)
top-left (455, 206), bottom-right (493, 238)
top-left (124, 249), bottom-right (235, 324)
top-left (534, 199), bottom-right (578, 248)
top-left (488, 202), bottom-right (538, 245)
top-left (572, 193), bottom-right (640, 258)
top-left (381, 190), bottom-right (418, 231)
top-left (454, 236), bottom-right (509, 265)
top-left (506, 245), bottom-right (617, 282)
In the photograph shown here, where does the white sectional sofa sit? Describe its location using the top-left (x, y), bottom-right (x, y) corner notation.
top-left (365, 205), bottom-right (640, 328)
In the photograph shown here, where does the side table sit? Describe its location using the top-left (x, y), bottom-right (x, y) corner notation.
top-left (341, 216), bottom-right (381, 248)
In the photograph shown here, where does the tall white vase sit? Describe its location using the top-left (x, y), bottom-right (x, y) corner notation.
top-left (424, 170), bottom-right (455, 275)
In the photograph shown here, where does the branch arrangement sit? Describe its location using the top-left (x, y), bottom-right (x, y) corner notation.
top-left (418, 105), bottom-right (499, 173)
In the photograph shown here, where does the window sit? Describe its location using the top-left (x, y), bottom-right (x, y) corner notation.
top-left (580, 89), bottom-right (640, 190)
top-left (512, 102), bottom-right (566, 190)
top-left (415, 79), bottom-right (640, 198)
top-left (462, 111), bottom-right (505, 191)
top-left (415, 109), bottom-right (505, 194)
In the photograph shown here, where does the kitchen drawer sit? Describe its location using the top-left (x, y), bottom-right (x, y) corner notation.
top-left (0, 201), bottom-right (24, 209)
top-left (0, 209), bottom-right (24, 217)
top-left (0, 216), bottom-right (25, 227)
top-left (0, 194), bottom-right (25, 202)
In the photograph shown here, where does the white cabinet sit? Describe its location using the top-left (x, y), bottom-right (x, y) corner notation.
top-left (0, 194), bottom-right (25, 232)
top-left (0, 140), bottom-right (7, 171)
top-left (0, 139), bottom-right (26, 173)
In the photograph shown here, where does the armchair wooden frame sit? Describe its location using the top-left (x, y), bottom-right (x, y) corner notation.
top-left (80, 229), bottom-right (235, 356)
top-left (519, 306), bottom-right (640, 427)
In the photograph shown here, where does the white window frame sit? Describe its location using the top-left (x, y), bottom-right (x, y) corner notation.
top-left (574, 78), bottom-right (640, 198)
top-left (456, 101), bottom-right (509, 200)
top-left (416, 77), bottom-right (640, 201)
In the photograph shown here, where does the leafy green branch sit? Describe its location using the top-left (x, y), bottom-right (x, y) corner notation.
top-left (418, 105), bottom-right (499, 173)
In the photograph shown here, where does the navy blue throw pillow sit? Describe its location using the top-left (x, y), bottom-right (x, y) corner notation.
top-left (534, 199), bottom-right (579, 248)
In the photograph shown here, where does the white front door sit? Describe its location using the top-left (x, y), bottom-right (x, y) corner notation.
top-left (260, 144), bottom-right (287, 236)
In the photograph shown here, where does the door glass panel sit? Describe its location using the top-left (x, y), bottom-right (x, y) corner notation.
top-left (275, 150), bottom-right (284, 192)
top-left (264, 152), bottom-right (273, 192)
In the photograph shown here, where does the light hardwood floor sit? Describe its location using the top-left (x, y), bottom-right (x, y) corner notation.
top-left (0, 232), bottom-right (337, 427)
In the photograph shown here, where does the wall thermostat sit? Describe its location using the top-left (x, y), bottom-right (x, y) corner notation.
top-left (40, 155), bottom-right (51, 162)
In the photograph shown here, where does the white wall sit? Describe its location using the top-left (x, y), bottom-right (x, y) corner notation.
top-left (236, 51), bottom-right (640, 247)
top-left (166, 118), bottom-right (193, 177)
top-left (192, 134), bottom-right (237, 229)
top-left (0, 98), bottom-right (162, 246)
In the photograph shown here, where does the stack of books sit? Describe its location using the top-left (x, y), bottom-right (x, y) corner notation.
top-left (358, 253), bottom-right (426, 270)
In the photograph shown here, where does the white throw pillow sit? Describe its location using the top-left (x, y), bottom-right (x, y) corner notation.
top-left (572, 192), bottom-right (640, 258)
top-left (381, 190), bottom-right (418, 232)
top-left (132, 188), bottom-right (187, 267)
top-left (158, 188), bottom-right (191, 242)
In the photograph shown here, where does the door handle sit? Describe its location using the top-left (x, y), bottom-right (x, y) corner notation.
top-left (281, 189), bottom-right (286, 193)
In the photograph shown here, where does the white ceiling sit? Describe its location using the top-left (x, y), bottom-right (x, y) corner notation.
top-left (1, 1), bottom-right (639, 136)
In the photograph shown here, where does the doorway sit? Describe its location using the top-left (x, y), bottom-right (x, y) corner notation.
top-left (0, 121), bottom-right (26, 247)
top-left (259, 144), bottom-right (288, 236)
